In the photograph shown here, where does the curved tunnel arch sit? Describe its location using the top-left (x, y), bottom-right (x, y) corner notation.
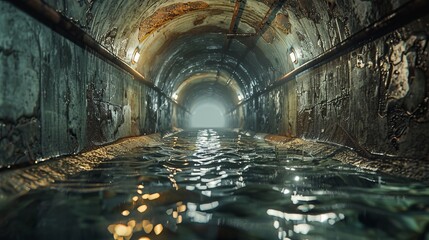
top-left (172, 72), bottom-right (244, 128)
top-left (126, 0), bottom-right (297, 128)
top-left (83, 0), bottom-right (426, 141)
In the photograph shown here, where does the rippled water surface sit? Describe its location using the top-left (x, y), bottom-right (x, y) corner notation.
top-left (1, 129), bottom-right (429, 240)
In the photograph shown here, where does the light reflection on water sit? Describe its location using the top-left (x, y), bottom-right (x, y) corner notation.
top-left (0, 129), bottom-right (429, 239)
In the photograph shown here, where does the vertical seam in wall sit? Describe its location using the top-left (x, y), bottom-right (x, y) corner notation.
top-left (36, 24), bottom-right (43, 159)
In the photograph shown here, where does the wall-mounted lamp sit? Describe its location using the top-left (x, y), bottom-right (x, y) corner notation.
top-left (131, 47), bottom-right (141, 64)
top-left (172, 93), bottom-right (178, 101)
top-left (237, 94), bottom-right (243, 101)
top-left (289, 48), bottom-right (298, 64)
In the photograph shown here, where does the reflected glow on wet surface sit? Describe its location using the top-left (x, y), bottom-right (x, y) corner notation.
top-left (0, 129), bottom-right (429, 239)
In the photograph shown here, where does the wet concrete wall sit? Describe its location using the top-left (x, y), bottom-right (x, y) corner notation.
top-left (245, 16), bottom-right (429, 160)
top-left (0, 2), bottom-right (171, 167)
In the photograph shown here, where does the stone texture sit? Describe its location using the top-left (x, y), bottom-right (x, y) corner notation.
top-left (238, 12), bottom-right (429, 162)
top-left (0, 2), bottom-right (173, 167)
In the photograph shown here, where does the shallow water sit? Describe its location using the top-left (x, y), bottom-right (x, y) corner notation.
top-left (0, 129), bottom-right (429, 240)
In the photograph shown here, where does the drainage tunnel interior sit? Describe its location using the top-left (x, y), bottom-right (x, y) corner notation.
top-left (1, 0), bottom-right (429, 238)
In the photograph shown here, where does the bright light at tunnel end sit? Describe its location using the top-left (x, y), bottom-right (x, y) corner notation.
top-left (190, 102), bottom-right (226, 128)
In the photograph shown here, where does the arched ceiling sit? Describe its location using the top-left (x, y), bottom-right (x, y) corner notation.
top-left (44, 0), bottom-right (410, 109)
top-left (173, 72), bottom-right (243, 112)
top-left (130, 0), bottom-right (293, 101)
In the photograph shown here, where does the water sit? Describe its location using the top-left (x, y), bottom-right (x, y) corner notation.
top-left (0, 129), bottom-right (428, 240)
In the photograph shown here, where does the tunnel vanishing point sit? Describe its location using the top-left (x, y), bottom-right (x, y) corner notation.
top-left (0, 0), bottom-right (429, 179)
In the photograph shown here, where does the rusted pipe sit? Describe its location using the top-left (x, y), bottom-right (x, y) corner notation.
top-left (229, 0), bottom-right (429, 112)
top-left (7, 0), bottom-right (189, 112)
top-left (256, 0), bottom-right (279, 32)
top-left (228, 0), bottom-right (241, 35)
top-left (227, 0), bottom-right (281, 38)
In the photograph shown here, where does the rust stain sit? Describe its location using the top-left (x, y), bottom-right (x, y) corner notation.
top-left (209, 9), bottom-right (225, 15)
top-left (262, 28), bottom-right (275, 43)
top-left (139, 1), bottom-right (210, 41)
top-left (193, 14), bottom-right (207, 26)
top-left (274, 13), bottom-right (291, 34)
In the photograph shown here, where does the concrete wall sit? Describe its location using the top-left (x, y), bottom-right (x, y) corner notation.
top-left (0, 2), bottom-right (170, 167)
top-left (247, 16), bottom-right (429, 160)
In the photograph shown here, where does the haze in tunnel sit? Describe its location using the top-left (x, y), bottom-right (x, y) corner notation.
top-left (190, 101), bottom-right (226, 128)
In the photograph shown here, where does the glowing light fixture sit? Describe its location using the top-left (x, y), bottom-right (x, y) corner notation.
top-left (172, 93), bottom-right (178, 101)
top-left (289, 47), bottom-right (298, 64)
top-left (131, 47), bottom-right (140, 64)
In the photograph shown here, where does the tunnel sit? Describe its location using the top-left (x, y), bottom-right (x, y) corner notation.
top-left (1, 0), bottom-right (429, 239)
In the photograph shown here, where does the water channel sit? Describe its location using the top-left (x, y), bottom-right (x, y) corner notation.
top-left (0, 129), bottom-right (428, 239)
